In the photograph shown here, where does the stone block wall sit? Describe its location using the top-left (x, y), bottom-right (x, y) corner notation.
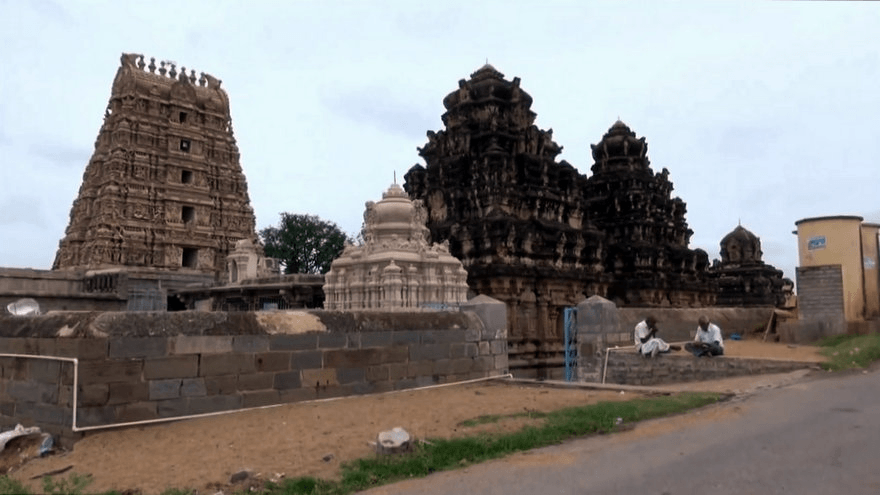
top-left (796, 265), bottom-right (845, 323)
top-left (617, 307), bottom-right (776, 343)
top-left (603, 353), bottom-right (816, 386)
top-left (774, 265), bottom-right (848, 343)
top-left (0, 306), bottom-right (508, 444)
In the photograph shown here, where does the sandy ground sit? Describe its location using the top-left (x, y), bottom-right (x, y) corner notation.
top-left (3, 340), bottom-right (826, 494)
top-left (699, 339), bottom-right (826, 362)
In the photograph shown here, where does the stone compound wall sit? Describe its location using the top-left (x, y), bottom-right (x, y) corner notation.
top-left (602, 353), bottom-right (816, 386)
top-left (0, 299), bottom-right (508, 445)
top-left (796, 265), bottom-right (845, 323)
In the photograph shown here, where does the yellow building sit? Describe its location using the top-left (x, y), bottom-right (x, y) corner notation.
top-left (794, 216), bottom-right (880, 330)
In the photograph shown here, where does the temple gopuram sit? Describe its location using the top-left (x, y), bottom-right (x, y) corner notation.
top-left (709, 225), bottom-right (793, 307)
top-left (54, 53), bottom-right (256, 280)
top-left (16, 53), bottom-right (262, 310)
top-left (50, 53), bottom-right (259, 306)
top-left (404, 64), bottom-right (715, 374)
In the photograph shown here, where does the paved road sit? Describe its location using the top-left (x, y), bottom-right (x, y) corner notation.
top-left (363, 369), bottom-right (880, 495)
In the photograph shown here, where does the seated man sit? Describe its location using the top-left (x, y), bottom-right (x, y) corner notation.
top-left (634, 316), bottom-right (679, 358)
top-left (685, 316), bottom-right (725, 357)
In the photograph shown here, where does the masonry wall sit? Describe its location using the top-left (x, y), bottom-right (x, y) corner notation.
top-left (797, 265), bottom-right (845, 324)
top-left (616, 307), bottom-right (776, 343)
top-left (0, 309), bottom-right (508, 444)
top-left (603, 353), bottom-right (816, 386)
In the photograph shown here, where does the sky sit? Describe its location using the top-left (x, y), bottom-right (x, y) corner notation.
top-left (1, 0), bottom-right (878, 289)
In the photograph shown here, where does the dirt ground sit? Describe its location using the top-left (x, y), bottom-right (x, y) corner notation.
top-left (4, 340), bottom-right (826, 495)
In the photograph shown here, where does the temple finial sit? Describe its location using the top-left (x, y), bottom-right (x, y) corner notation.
top-left (394, 170), bottom-right (397, 184)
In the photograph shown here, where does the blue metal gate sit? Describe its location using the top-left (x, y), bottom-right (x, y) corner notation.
top-left (563, 307), bottom-right (577, 381)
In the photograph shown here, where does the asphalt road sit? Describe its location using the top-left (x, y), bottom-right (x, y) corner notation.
top-left (363, 368), bottom-right (880, 495)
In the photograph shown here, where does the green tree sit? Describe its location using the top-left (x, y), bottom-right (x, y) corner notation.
top-left (260, 213), bottom-right (351, 275)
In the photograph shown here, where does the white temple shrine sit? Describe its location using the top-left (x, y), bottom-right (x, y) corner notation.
top-left (323, 183), bottom-right (469, 310)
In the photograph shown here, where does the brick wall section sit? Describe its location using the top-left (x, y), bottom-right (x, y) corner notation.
top-left (0, 306), bottom-right (508, 442)
top-left (797, 265), bottom-right (845, 321)
top-left (604, 352), bottom-right (816, 386)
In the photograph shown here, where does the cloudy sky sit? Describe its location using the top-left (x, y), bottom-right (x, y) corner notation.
top-left (1, 1), bottom-right (878, 287)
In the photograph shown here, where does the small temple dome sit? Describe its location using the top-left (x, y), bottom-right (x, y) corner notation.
top-left (442, 63), bottom-right (533, 111)
top-left (720, 225), bottom-right (762, 264)
top-left (590, 119), bottom-right (648, 164)
top-left (383, 260), bottom-right (403, 274)
top-left (323, 183), bottom-right (469, 311)
top-left (372, 183), bottom-right (413, 227)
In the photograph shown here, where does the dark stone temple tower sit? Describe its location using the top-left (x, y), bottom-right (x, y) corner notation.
top-left (405, 64), bottom-right (608, 372)
top-left (586, 121), bottom-right (714, 307)
top-left (405, 65), bottom-right (714, 376)
top-left (710, 225), bottom-right (792, 306)
top-left (54, 53), bottom-right (257, 283)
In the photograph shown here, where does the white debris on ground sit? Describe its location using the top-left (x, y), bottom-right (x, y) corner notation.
top-left (375, 427), bottom-right (412, 455)
top-left (0, 424), bottom-right (42, 452)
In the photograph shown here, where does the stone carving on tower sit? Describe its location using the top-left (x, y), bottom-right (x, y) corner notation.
top-left (585, 120), bottom-right (715, 307)
top-left (53, 53), bottom-right (257, 279)
top-left (404, 64), bottom-right (609, 366)
top-left (709, 225), bottom-right (793, 306)
top-left (323, 183), bottom-right (468, 310)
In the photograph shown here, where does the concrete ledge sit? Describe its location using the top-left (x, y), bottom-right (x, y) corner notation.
top-left (603, 353), bottom-right (817, 386)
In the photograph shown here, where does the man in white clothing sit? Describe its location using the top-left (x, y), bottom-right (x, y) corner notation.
top-left (634, 316), bottom-right (679, 357)
top-left (686, 315), bottom-right (724, 357)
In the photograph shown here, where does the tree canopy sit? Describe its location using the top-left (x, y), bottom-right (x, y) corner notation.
top-left (259, 213), bottom-right (351, 275)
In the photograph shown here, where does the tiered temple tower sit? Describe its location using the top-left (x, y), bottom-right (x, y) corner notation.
top-left (53, 53), bottom-right (257, 282)
top-left (405, 65), bottom-right (722, 377)
top-left (405, 64), bottom-right (608, 375)
top-left (585, 121), bottom-right (714, 307)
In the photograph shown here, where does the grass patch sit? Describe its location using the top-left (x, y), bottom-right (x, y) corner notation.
top-left (0, 473), bottom-right (115, 495)
top-left (818, 333), bottom-right (880, 371)
top-left (0, 476), bottom-right (30, 495)
top-left (458, 410), bottom-right (548, 428)
top-left (268, 392), bottom-right (720, 495)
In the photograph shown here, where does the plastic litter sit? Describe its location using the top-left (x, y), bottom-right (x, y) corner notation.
top-left (39, 434), bottom-right (54, 456)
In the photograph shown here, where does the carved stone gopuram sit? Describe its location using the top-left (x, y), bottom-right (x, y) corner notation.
top-left (404, 64), bottom-right (609, 374)
top-left (323, 183), bottom-right (468, 310)
top-left (405, 65), bottom-right (716, 377)
top-left (585, 120), bottom-right (714, 307)
top-left (710, 225), bottom-right (793, 306)
top-left (53, 53), bottom-right (257, 280)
